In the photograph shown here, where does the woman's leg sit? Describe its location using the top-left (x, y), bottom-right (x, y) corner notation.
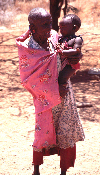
top-left (32, 150), bottom-right (43, 175)
top-left (60, 145), bottom-right (76, 174)
top-left (61, 170), bottom-right (66, 175)
top-left (33, 165), bottom-right (40, 175)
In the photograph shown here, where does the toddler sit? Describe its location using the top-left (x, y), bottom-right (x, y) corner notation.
top-left (57, 14), bottom-right (83, 86)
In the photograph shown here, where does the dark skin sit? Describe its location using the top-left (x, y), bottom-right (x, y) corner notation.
top-left (17, 12), bottom-right (52, 175)
top-left (58, 16), bottom-right (83, 98)
top-left (17, 10), bottom-right (82, 175)
top-left (31, 16), bottom-right (82, 174)
top-left (31, 17), bottom-right (82, 99)
top-left (59, 17), bottom-right (83, 62)
top-left (29, 15), bottom-right (52, 51)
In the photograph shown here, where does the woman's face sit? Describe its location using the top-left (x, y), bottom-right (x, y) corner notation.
top-left (34, 15), bottom-right (52, 42)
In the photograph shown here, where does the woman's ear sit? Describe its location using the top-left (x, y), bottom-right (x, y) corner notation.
top-left (73, 25), bottom-right (79, 32)
top-left (29, 24), bottom-right (36, 35)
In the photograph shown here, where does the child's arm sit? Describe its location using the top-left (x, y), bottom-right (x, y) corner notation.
top-left (67, 37), bottom-right (83, 64)
top-left (61, 37), bottom-right (83, 56)
top-left (73, 36), bottom-right (83, 50)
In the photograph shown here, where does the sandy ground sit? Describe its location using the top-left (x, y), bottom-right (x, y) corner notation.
top-left (0, 12), bottom-right (100, 175)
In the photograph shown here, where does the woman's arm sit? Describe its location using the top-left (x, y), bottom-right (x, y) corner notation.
top-left (67, 52), bottom-right (83, 64)
top-left (62, 47), bottom-right (80, 56)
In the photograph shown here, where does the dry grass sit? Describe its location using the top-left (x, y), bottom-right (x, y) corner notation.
top-left (0, 0), bottom-right (50, 26)
top-left (1, 0), bottom-right (100, 28)
top-left (15, 0), bottom-right (50, 14)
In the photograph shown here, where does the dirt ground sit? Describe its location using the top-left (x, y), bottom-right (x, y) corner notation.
top-left (0, 3), bottom-right (100, 174)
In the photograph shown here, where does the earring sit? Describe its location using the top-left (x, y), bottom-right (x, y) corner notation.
top-left (33, 30), bottom-right (35, 34)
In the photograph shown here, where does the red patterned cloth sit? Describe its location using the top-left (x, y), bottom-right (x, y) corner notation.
top-left (16, 30), bottom-right (61, 151)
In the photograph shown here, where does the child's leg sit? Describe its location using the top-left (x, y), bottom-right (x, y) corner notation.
top-left (58, 64), bottom-right (75, 85)
top-left (58, 65), bottom-right (75, 98)
top-left (63, 64), bottom-right (75, 81)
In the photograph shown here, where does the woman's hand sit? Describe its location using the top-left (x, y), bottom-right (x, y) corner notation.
top-left (67, 52), bottom-right (83, 65)
top-left (16, 30), bottom-right (30, 42)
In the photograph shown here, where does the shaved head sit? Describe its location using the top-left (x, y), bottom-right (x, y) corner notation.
top-left (28, 8), bottom-right (51, 24)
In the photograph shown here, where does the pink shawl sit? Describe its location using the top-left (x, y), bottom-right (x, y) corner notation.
top-left (16, 30), bottom-right (61, 114)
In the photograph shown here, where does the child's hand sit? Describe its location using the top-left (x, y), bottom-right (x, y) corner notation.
top-left (56, 43), bottom-right (60, 50)
top-left (56, 43), bottom-right (62, 54)
top-left (63, 41), bottom-right (70, 50)
top-left (56, 43), bottom-right (66, 54)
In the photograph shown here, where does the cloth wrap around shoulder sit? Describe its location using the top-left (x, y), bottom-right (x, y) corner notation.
top-left (16, 30), bottom-right (61, 114)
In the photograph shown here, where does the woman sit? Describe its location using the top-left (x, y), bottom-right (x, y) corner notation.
top-left (16, 8), bottom-right (85, 175)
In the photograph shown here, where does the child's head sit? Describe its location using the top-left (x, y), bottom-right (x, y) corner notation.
top-left (28, 8), bottom-right (52, 41)
top-left (59, 14), bottom-right (81, 37)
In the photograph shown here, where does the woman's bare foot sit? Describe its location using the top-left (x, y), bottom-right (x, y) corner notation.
top-left (32, 165), bottom-right (40, 175)
top-left (32, 173), bottom-right (40, 175)
top-left (60, 170), bottom-right (66, 175)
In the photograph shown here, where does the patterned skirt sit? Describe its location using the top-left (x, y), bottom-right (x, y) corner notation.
top-left (52, 79), bottom-right (85, 149)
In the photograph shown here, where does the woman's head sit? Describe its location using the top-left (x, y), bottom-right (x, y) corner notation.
top-left (28, 8), bottom-right (51, 24)
top-left (28, 8), bottom-right (52, 41)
